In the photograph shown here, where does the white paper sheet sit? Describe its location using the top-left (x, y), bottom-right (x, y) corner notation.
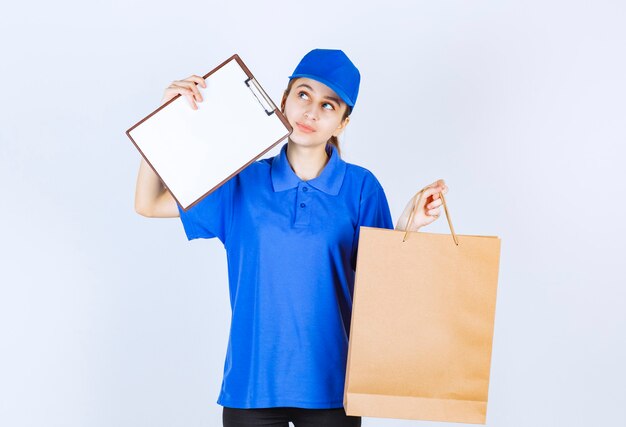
top-left (127, 56), bottom-right (291, 210)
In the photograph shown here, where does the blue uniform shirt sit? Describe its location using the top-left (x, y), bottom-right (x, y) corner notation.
top-left (177, 142), bottom-right (393, 409)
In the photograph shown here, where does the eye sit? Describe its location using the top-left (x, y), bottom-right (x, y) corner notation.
top-left (322, 102), bottom-right (335, 111)
top-left (297, 91), bottom-right (309, 100)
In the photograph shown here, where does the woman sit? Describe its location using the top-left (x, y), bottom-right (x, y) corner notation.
top-left (134, 49), bottom-right (448, 427)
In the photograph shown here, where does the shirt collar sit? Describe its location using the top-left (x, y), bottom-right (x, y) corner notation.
top-left (271, 143), bottom-right (347, 195)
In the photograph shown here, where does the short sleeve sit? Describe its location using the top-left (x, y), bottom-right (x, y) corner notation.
top-left (350, 173), bottom-right (393, 270)
top-left (177, 177), bottom-right (235, 244)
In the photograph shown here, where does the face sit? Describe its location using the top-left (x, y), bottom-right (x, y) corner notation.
top-left (282, 78), bottom-right (350, 148)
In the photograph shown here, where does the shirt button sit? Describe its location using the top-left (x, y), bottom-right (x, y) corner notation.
top-left (300, 203), bottom-right (306, 208)
top-left (302, 187), bottom-right (308, 192)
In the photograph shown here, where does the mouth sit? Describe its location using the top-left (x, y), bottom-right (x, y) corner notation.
top-left (296, 122), bottom-right (315, 133)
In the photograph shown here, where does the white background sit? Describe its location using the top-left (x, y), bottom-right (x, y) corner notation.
top-left (1, 1), bottom-right (624, 426)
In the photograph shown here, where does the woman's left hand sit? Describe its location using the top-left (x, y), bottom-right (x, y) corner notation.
top-left (395, 179), bottom-right (449, 232)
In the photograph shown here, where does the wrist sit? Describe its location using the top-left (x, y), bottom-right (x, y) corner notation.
top-left (395, 219), bottom-right (422, 232)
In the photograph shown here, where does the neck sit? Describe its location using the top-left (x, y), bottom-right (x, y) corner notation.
top-left (286, 141), bottom-right (330, 181)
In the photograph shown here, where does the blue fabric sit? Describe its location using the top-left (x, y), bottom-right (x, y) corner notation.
top-left (177, 142), bottom-right (393, 409)
top-left (288, 49), bottom-right (360, 108)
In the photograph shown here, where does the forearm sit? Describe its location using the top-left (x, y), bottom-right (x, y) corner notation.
top-left (134, 158), bottom-right (167, 216)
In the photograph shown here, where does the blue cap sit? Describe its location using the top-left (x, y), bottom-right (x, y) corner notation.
top-left (288, 49), bottom-right (361, 109)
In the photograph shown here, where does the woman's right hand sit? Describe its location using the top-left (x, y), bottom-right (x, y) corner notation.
top-left (161, 75), bottom-right (207, 109)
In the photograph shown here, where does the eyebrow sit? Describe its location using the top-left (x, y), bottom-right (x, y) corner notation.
top-left (295, 84), bottom-right (342, 106)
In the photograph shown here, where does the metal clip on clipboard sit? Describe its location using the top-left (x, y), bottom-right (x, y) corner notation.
top-left (245, 77), bottom-right (276, 116)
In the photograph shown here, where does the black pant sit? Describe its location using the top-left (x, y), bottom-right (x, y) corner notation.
top-left (222, 406), bottom-right (362, 427)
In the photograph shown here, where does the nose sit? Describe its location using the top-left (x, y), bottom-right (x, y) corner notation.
top-left (304, 106), bottom-right (320, 121)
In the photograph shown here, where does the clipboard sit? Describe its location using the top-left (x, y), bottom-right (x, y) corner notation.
top-left (126, 54), bottom-right (292, 211)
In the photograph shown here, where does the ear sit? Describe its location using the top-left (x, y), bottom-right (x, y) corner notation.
top-left (332, 116), bottom-right (350, 137)
top-left (280, 91), bottom-right (288, 113)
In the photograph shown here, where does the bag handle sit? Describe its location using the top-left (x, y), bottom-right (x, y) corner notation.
top-left (403, 185), bottom-right (459, 246)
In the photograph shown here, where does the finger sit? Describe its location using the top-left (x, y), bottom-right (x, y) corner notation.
top-left (428, 208), bottom-right (441, 217)
top-left (186, 79), bottom-right (204, 101)
top-left (427, 199), bottom-right (443, 209)
top-left (421, 186), bottom-right (441, 203)
top-left (421, 191), bottom-right (437, 206)
top-left (185, 93), bottom-right (198, 109)
top-left (173, 80), bottom-right (203, 102)
top-left (185, 75), bottom-right (207, 88)
top-left (431, 183), bottom-right (448, 199)
top-left (170, 86), bottom-right (197, 109)
top-left (439, 179), bottom-right (448, 194)
top-left (440, 180), bottom-right (448, 195)
top-left (168, 84), bottom-right (193, 96)
top-left (168, 85), bottom-right (200, 108)
top-left (171, 80), bottom-right (202, 94)
top-left (166, 86), bottom-right (196, 107)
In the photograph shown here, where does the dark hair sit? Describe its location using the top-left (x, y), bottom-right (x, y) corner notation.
top-left (280, 78), bottom-right (352, 157)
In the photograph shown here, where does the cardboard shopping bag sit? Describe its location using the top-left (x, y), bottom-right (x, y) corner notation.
top-left (344, 188), bottom-right (501, 424)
